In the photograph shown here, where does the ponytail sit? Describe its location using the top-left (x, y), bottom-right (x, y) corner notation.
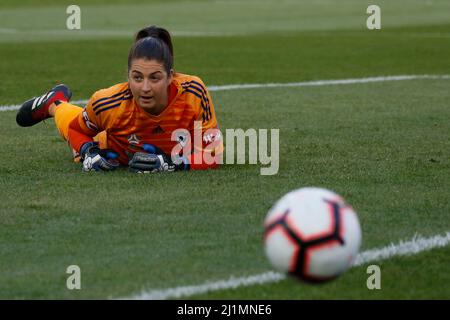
top-left (134, 25), bottom-right (173, 59)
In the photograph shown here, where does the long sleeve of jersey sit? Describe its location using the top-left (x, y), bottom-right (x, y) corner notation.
top-left (184, 79), bottom-right (223, 170)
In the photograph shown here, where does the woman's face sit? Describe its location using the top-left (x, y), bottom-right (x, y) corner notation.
top-left (128, 58), bottom-right (173, 115)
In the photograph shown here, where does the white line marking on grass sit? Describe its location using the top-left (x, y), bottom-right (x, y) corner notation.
top-left (123, 232), bottom-right (450, 300)
top-left (124, 272), bottom-right (287, 301)
top-left (207, 74), bottom-right (450, 91)
top-left (352, 232), bottom-right (450, 266)
top-left (2, 74), bottom-right (450, 112)
top-left (0, 99), bottom-right (88, 112)
top-left (0, 28), bottom-right (18, 33)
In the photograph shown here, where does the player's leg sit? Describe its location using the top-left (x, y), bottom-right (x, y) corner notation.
top-left (53, 102), bottom-right (83, 141)
top-left (52, 102), bottom-right (85, 162)
top-left (15, 85), bottom-right (109, 161)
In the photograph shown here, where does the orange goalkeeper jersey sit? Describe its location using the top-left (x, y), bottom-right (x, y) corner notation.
top-left (68, 73), bottom-right (222, 168)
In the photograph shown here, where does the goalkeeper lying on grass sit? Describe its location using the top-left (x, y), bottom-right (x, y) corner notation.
top-left (16, 26), bottom-right (223, 173)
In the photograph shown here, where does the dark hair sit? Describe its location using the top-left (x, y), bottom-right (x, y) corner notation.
top-left (128, 26), bottom-right (174, 74)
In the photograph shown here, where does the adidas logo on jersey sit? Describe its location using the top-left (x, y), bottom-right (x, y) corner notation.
top-left (152, 125), bottom-right (164, 134)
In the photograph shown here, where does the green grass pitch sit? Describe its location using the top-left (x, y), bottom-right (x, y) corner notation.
top-left (0, 0), bottom-right (449, 299)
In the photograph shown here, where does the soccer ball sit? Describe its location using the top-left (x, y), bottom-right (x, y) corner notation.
top-left (263, 187), bottom-right (362, 283)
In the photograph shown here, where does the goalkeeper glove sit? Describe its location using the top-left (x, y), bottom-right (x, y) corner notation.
top-left (80, 141), bottom-right (120, 172)
top-left (128, 143), bottom-right (190, 173)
